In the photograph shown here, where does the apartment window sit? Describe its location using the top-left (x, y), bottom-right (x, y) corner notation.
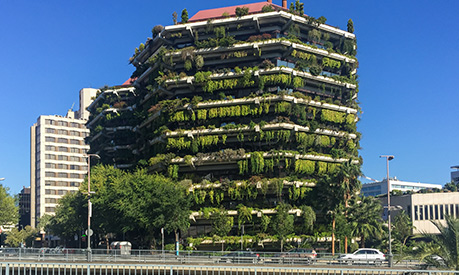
top-left (424, 205), bottom-right (429, 220)
top-left (450, 204), bottom-right (455, 218)
top-left (45, 145), bottom-right (55, 151)
top-left (57, 121), bottom-right (67, 127)
top-left (57, 164), bottom-right (67, 169)
top-left (430, 205), bottom-right (434, 220)
top-left (419, 205), bottom-right (424, 220)
top-left (58, 172), bottom-right (67, 178)
top-left (407, 205), bottom-right (411, 217)
top-left (45, 137), bottom-right (55, 142)
top-left (69, 156), bottom-right (80, 162)
top-left (45, 119), bottom-right (54, 125)
top-left (435, 205), bottom-right (439, 219)
top-left (444, 204), bottom-right (449, 216)
top-left (58, 138), bottom-right (68, 144)
top-left (70, 148), bottom-right (80, 153)
top-left (70, 182), bottom-right (79, 187)
top-left (58, 147), bottom-right (68, 152)
top-left (57, 155), bottom-right (68, 161)
top-left (70, 122), bottom-right (79, 128)
top-left (70, 139), bottom-right (80, 145)
top-left (69, 165), bottom-right (78, 170)
top-left (45, 154), bottom-right (56, 160)
top-left (45, 163), bottom-right (56, 169)
top-left (440, 205), bottom-right (444, 220)
top-left (46, 128), bottom-right (55, 134)
top-left (45, 207), bottom-right (55, 213)
top-left (414, 205), bottom-right (419, 220)
top-left (45, 181), bottom-right (55, 186)
top-left (70, 131), bottom-right (80, 137)
top-left (45, 198), bottom-right (58, 203)
top-left (57, 129), bottom-right (68, 135)
top-left (70, 173), bottom-right (81, 179)
top-left (45, 172), bottom-right (55, 177)
top-left (58, 190), bottom-right (66, 195)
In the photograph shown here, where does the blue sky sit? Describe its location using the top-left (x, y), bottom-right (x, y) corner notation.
top-left (1, 0), bottom-right (458, 194)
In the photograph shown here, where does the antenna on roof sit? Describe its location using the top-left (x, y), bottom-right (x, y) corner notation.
top-left (70, 102), bottom-right (75, 111)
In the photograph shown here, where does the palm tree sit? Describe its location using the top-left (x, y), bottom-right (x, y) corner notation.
top-left (348, 196), bottom-right (384, 248)
top-left (419, 215), bottom-right (459, 270)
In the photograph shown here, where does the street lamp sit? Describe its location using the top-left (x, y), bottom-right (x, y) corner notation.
top-left (86, 154), bottom-right (100, 260)
top-left (380, 155), bottom-right (394, 267)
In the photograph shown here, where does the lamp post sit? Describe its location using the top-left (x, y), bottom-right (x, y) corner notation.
top-left (380, 155), bottom-right (394, 267)
top-left (86, 154), bottom-right (100, 260)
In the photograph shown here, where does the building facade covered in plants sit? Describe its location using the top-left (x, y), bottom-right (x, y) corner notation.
top-left (87, 0), bottom-right (361, 247)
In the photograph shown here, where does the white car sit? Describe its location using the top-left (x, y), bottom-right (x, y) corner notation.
top-left (339, 248), bottom-right (386, 265)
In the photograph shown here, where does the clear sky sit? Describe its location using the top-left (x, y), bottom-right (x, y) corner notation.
top-left (1, 0), bottom-right (458, 194)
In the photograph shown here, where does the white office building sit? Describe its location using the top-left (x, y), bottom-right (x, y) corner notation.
top-left (361, 177), bottom-right (442, 197)
top-left (30, 88), bottom-right (97, 227)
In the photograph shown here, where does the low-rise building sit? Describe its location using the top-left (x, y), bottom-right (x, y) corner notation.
top-left (379, 192), bottom-right (459, 234)
top-left (361, 177), bottom-right (442, 197)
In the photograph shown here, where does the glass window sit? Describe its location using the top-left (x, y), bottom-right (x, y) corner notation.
top-left (45, 137), bottom-right (55, 142)
top-left (58, 172), bottom-right (67, 178)
top-left (70, 148), bottom-right (80, 153)
top-left (430, 205), bottom-right (434, 220)
top-left (419, 205), bottom-right (424, 220)
top-left (58, 138), bottom-right (68, 143)
top-left (435, 205), bottom-right (439, 220)
top-left (414, 206), bottom-right (419, 220)
top-left (70, 139), bottom-right (80, 145)
top-left (45, 119), bottom-right (54, 125)
top-left (440, 205), bottom-right (444, 220)
top-left (46, 128), bottom-right (55, 134)
top-left (58, 147), bottom-right (68, 152)
top-left (424, 205), bottom-right (429, 220)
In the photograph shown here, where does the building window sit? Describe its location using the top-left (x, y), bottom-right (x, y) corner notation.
top-left (57, 129), bottom-right (68, 135)
top-left (69, 156), bottom-right (80, 162)
top-left (58, 138), bottom-right (68, 144)
top-left (45, 172), bottom-right (55, 177)
top-left (440, 205), bottom-right (444, 220)
top-left (58, 147), bottom-right (68, 152)
top-left (435, 205), bottom-right (439, 220)
top-left (70, 173), bottom-right (81, 179)
top-left (424, 205), bottom-right (428, 220)
top-left (70, 182), bottom-right (79, 187)
top-left (45, 119), bottom-right (54, 125)
top-left (45, 145), bottom-right (55, 151)
top-left (45, 163), bottom-right (56, 169)
top-left (70, 148), bottom-right (80, 153)
top-left (46, 128), bottom-right (55, 134)
top-left (414, 205), bottom-right (418, 220)
top-left (70, 131), bottom-right (80, 137)
top-left (58, 172), bottom-right (67, 178)
top-left (57, 155), bottom-right (68, 161)
top-left (450, 204), bottom-right (455, 218)
top-left (430, 205), bottom-right (434, 220)
top-left (45, 154), bottom-right (56, 160)
top-left (57, 121), bottom-right (67, 127)
top-left (45, 207), bottom-right (55, 213)
top-left (419, 205), bottom-right (424, 220)
top-left (45, 137), bottom-right (55, 142)
top-left (70, 122), bottom-right (79, 128)
top-left (70, 139), bottom-right (80, 145)
top-left (69, 165), bottom-right (78, 170)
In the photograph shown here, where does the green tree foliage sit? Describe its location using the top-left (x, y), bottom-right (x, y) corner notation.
top-left (420, 215), bottom-right (459, 270)
top-left (347, 19), bottom-right (354, 33)
top-left (347, 196), bottom-right (384, 248)
top-left (299, 205), bottom-right (316, 233)
top-left (392, 210), bottom-right (414, 257)
top-left (152, 25), bottom-right (164, 38)
top-left (50, 165), bottom-right (191, 247)
top-left (212, 209), bottom-right (234, 237)
top-left (0, 184), bottom-right (18, 226)
top-left (5, 226), bottom-right (38, 247)
top-left (181, 9), bottom-right (189, 23)
top-left (444, 181), bottom-right (459, 192)
top-left (271, 203), bottom-right (294, 251)
top-left (235, 7), bottom-right (249, 17)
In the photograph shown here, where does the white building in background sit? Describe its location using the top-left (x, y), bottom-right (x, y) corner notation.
top-left (361, 177), bottom-right (442, 197)
top-left (379, 192), bottom-right (459, 234)
top-left (451, 166), bottom-right (459, 185)
top-left (30, 88), bottom-right (97, 227)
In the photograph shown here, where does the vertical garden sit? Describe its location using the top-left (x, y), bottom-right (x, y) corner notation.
top-left (87, 1), bottom-right (361, 249)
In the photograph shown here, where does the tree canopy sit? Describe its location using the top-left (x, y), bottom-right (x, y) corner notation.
top-left (0, 184), bottom-right (18, 226)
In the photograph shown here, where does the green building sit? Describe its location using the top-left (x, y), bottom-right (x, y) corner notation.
top-left (87, 1), bottom-right (360, 247)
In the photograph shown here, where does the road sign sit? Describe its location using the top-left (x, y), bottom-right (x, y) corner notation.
top-left (85, 229), bottom-right (93, 236)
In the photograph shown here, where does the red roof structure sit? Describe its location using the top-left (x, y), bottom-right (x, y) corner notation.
top-left (189, 2), bottom-right (286, 23)
top-left (122, 78), bottom-right (136, 86)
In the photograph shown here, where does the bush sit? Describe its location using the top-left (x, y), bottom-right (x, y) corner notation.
top-left (184, 60), bottom-right (192, 71)
top-left (152, 25), bottom-right (164, 38)
top-left (235, 7), bottom-right (249, 17)
top-left (262, 5), bottom-right (274, 12)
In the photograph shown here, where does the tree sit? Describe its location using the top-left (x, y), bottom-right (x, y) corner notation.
top-left (299, 205), bottom-right (316, 233)
top-left (172, 12), bottom-right (178, 25)
top-left (152, 25), bottom-right (164, 38)
top-left (48, 192), bottom-right (86, 241)
top-left (5, 226), bottom-right (38, 247)
top-left (392, 210), bottom-right (414, 257)
top-left (444, 181), bottom-right (459, 192)
top-left (235, 7), bottom-right (249, 17)
top-left (0, 183), bottom-right (18, 226)
top-left (271, 203), bottom-right (294, 251)
top-left (181, 9), bottom-right (189, 23)
top-left (347, 19), bottom-right (354, 33)
top-left (420, 215), bottom-right (459, 270)
top-left (212, 208), bottom-right (234, 251)
top-left (347, 196), bottom-right (384, 248)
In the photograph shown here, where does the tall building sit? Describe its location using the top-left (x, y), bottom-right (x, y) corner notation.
top-left (87, 1), bottom-right (360, 239)
top-left (18, 187), bottom-right (31, 228)
top-left (451, 165), bottom-right (459, 185)
top-left (361, 177), bottom-right (442, 197)
top-left (30, 88), bottom-right (96, 227)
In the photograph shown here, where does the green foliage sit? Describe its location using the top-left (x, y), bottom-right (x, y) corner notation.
top-left (168, 164), bottom-right (179, 179)
top-left (235, 6), bottom-right (249, 17)
top-left (271, 203), bottom-right (294, 251)
top-left (299, 205), bottom-right (316, 233)
top-left (5, 226), bottom-right (38, 247)
top-left (322, 57), bottom-right (341, 69)
top-left (0, 184), bottom-right (18, 226)
top-left (250, 152), bottom-right (265, 174)
top-left (237, 204), bottom-right (253, 229)
top-left (152, 25), bottom-right (164, 37)
top-left (262, 5), bottom-right (274, 12)
top-left (392, 210), bottom-right (414, 257)
top-left (348, 196), bottom-right (384, 247)
top-left (194, 55), bottom-right (204, 69)
top-left (184, 59), bottom-right (192, 71)
top-left (308, 29), bottom-right (322, 44)
top-left (321, 109), bottom-right (347, 124)
top-left (212, 209), bottom-right (234, 237)
top-left (347, 19), bottom-right (354, 33)
top-left (295, 159), bottom-right (315, 175)
top-left (181, 9), bottom-right (189, 23)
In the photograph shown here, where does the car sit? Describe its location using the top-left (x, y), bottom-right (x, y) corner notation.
top-left (218, 251), bottom-right (261, 264)
top-left (0, 248), bottom-right (19, 256)
top-left (278, 248), bottom-right (317, 264)
top-left (339, 248), bottom-right (385, 265)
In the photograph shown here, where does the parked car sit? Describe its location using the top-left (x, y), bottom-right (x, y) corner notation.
top-left (0, 248), bottom-right (19, 256)
top-left (218, 251), bottom-right (261, 264)
top-left (278, 248), bottom-right (317, 264)
top-left (339, 248), bottom-right (385, 265)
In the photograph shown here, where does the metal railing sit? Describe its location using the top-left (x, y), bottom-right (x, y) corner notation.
top-left (0, 262), bottom-right (457, 275)
top-left (0, 248), bottom-right (437, 269)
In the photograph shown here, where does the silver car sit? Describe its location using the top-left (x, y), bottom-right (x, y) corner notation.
top-left (339, 248), bottom-right (385, 265)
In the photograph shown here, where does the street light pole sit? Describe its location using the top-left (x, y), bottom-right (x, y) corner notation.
top-left (380, 155), bottom-right (394, 267)
top-left (86, 154), bottom-right (100, 260)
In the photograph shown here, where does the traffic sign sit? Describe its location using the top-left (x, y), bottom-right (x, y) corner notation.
top-left (85, 229), bottom-right (93, 236)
